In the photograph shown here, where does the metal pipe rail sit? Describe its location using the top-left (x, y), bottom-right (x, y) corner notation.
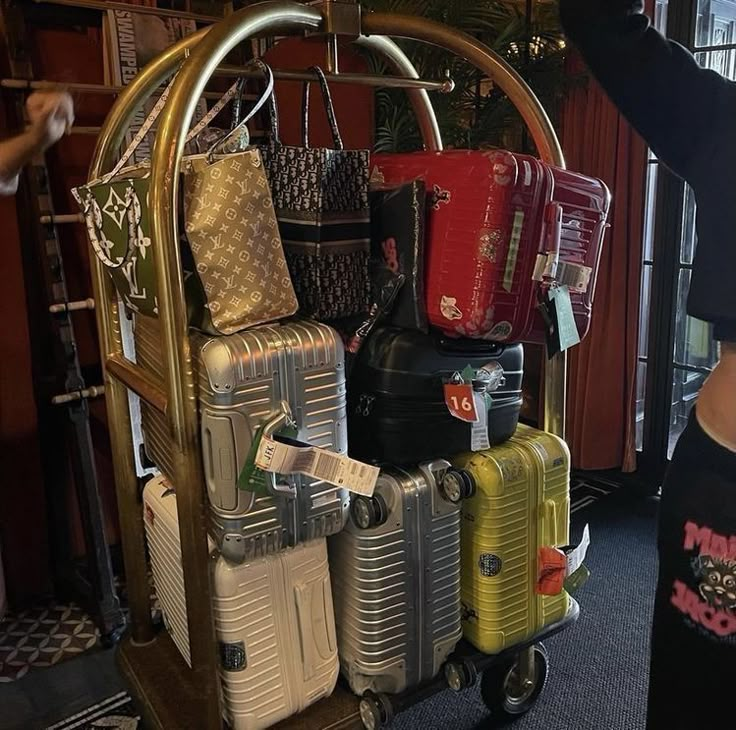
top-left (87, 2), bottom-right (566, 727)
top-left (3, 69), bottom-right (454, 94)
top-left (33, 0), bottom-right (220, 23)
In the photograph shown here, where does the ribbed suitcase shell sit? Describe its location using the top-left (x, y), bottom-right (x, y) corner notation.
top-left (329, 461), bottom-right (462, 695)
top-left (142, 476), bottom-right (339, 730)
top-left (135, 317), bottom-right (349, 563)
top-left (453, 425), bottom-right (571, 655)
top-left (373, 151), bottom-right (610, 344)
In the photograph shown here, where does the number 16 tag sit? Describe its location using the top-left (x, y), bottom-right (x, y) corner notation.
top-left (444, 382), bottom-right (479, 423)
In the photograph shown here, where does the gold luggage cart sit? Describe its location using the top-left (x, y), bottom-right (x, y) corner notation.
top-left (87, 2), bottom-right (572, 727)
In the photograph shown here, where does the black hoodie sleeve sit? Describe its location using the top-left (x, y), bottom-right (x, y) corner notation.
top-left (559, 0), bottom-right (729, 185)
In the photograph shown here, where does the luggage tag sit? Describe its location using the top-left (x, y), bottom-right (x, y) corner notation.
top-left (537, 523), bottom-right (591, 596)
top-left (443, 369), bottom-right (479, 424)
top-left (254, 432), bottom-right (380, 498)
top-left (237, 420), bottom-right (299, 496)
top-left (538, 284), bottom-right (580, 359)
top-left (444, 366), bottom-right (496, 451)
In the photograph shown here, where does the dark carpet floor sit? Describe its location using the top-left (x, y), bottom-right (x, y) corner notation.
top-left (0, 489), bottom-right (659, 730)
top-left (395, 490), bottom-right (659, 730)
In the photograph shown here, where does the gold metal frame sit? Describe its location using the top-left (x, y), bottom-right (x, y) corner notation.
top-left (87, 2), bottom-right (567, 726)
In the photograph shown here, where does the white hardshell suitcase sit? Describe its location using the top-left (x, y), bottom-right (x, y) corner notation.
top-left (142, 476), bottom-right (339, 730)
top-left (135, 316), bottom-right (349, 563)
top-left (328, 460), bottom-right (471, 696)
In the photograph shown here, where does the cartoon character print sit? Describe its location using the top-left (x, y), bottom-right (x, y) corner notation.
top-left (695, 556), bottom-right (736, 613)
top-left (440, 295), bottom-right (463, 321)
top-left (430, 184), bottom-right (451, 211)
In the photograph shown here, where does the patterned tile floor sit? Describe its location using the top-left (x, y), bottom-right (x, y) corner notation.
top-left (0, 602), bottom-right (99, 683)
top-left (0, 474), bottom-right (620, 687)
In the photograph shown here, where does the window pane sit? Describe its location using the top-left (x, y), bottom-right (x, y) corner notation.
top-left (696, 48), bottom-right (736, 80)
top-left (668, 367), bottom-right (704, 458)
top-left (673, 268), bottom-right (719, 370)
top-left (639, 264), bottom-right (652, 359)
top-left (636, 360), bottom-right (647, 452)
top-left (654, 0), bottom-right (669, 33)
top-left (681, 184), bottom-right (697, 265)
top-left (643, 162), bottom-right (658, 261)
top-left (695, 1), bottom-right (736, 48)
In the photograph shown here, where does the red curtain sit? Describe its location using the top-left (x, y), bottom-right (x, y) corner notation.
top-left (561, 51), bottom-right (648, 472)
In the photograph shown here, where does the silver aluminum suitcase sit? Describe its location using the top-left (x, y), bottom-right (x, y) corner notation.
top-left (328, 460), bottom-right (471, 696)
top-left (135, 317), bottom-right (349, 563)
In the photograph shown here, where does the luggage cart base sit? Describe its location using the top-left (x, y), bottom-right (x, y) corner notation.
top-left (117, 599), bottom-right (578, 730)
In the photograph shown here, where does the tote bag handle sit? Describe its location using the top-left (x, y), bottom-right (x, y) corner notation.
top-left (301, 66), bottom-right (344, 151)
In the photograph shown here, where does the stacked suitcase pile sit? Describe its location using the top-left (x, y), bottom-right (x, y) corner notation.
top-left (132, 130), bottom-right (610, 728)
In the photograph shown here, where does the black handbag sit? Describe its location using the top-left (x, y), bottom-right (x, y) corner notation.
top-left (259, 64), bottom-right (371, 321)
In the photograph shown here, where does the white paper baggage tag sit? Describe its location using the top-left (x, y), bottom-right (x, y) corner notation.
top-left (255, 435), bottom-right (379, 497)
top-left (565, 523), bottom-right (590, 577)
top-left (470, 391), bottom-right (491, 452)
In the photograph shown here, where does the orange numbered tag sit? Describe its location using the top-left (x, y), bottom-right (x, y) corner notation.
top-left (537, 547), bottom-right (566, 596)
top-left (444, 383), bottom-right (479, 423)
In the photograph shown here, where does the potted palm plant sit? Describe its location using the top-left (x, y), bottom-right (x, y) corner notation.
top-left (361, 0), bottom-right (568, 153)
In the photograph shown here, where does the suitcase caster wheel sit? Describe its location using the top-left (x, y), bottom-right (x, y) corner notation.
top-left (352, 494), bottom-right (387, 530)
top-left (359, 691), bottom-right (393, 730)
top-left (444, 658), bottom-right (477, 691)
top-left (480, 643), bottom-right (549, 726)
top-left (440, 469), bottom-right (475, 504)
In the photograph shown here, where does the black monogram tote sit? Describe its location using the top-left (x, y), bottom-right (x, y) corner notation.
top-left (259, 64), bottom-right (371, 321)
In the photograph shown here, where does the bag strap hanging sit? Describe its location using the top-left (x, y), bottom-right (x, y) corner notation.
top-left (206, 60), bottom-right (276, 159)
top-left (302, 65), bottom-right (344, 151)
top-left (232, 58), bottom-right (281, 146)
top-left (104, 74), bottom-right (243, 182)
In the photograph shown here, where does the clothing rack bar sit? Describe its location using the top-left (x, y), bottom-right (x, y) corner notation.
top-left (32, 0), bottom-right (219, 24)
top-left (52, 385), bottom-right (105, 405)
top-left (3, 69), bottom-right (454, 95)
top-left (49, 298), bottom-right (95, 314)
top-left (1, 79), bottom-right (234, 101)
top-left (40, 213), bottom-right (83, 224)
top-left (218, 64), bottom-right (455, 92)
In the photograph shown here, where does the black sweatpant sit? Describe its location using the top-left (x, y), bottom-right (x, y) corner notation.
top-left (647, 411), bottom-right (736, 729)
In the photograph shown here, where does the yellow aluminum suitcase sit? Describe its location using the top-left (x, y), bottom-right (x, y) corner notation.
top-left (454, 424), bottom-right (570, 655)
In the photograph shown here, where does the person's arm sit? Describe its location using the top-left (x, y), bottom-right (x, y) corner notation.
top-left (559, 0), bottom-right (734, 184)
top-left (0, 91), bottom-right (74, 196)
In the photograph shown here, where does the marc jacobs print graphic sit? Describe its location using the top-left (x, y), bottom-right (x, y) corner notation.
top-left (671, 521), bottom-right (736, 639)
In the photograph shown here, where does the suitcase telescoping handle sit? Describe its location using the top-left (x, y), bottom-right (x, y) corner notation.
top-left (532, 202), bottom-right (563, 283)
top-left (261, 401), bottom-right (298, 499)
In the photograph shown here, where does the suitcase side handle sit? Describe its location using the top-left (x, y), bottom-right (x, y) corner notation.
top-left (262, 402), bottom-right (298, 499)
top-left (542, 498), bottom-right (559, 547)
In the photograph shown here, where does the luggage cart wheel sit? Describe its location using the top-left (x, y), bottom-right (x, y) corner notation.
top-left (480, 643), bottom-right (549, 726)
top-left (440, 469), bottom-right (475, 504)
top-left (99, 624), bottom-right (125, 649)
top-left (359, 691), bottom-right (394, 730)
top-left (352, 494), bottom-right (388, 530)
top-left (444, 657), bottom-right (478, 691)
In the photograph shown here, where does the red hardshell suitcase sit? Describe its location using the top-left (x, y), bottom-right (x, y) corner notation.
top-left (372, 150), bottom-right (611, 344)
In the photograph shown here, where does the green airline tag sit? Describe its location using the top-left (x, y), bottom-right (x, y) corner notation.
top-left (564, 563), bottom-right (591, 595)
top-left (237, 422), bottom-right (299, 495)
